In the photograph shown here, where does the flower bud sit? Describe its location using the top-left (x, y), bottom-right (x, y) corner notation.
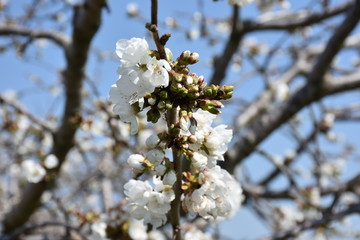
top-left (160, 33), bottom-right (171, 46)
top-left (217, 85), bottom-right (234, 100)
top-left (177, 51), bottom-right (199, 65)
top-left (189, 52), bottom-right (199, 64)
top-left (204, 84), bottom-right (219, 98)
top-left (188, 135), bottom-right (197, 143)
top-left (165, 100), bottom-right (173, 110)
top-left (181, 50), bottom-right (191, 59)
top-left (183, 75), bottom-right (194, 87)
top-left (147, 96), bottom-right (157, 105)
top-left (159, 90), bottom-right (168, 99)
top-left (198, 99), bottom-right (223, 114)
top-left (170, 127), bottom-right (180, 136)
top-left (157, 100), bottom-right (166, 110)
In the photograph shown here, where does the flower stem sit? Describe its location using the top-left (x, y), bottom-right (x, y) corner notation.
top-left (150, 0), bottom-right (166, 59)
top-left (167, 108), bottom-right (182, 240)
top-left (150, 1), bottom-right (181, 238)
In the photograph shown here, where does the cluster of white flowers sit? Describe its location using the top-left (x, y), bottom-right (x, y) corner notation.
top-left (124, 177), bottom-right (175, 228)
top-left (183, 166), bottom-right (242, 221)
top-left (183, 109), bottom-right (233, 168)
top-left (20, 154), bottom-right (59, 183)
top-left (184, 228), bottom-right (213, 240)
top-left (128, 219), bottom-right (166, 240)
top-left (109, 38), bottom-right (171, 134)
top-left (273, 206), bottom-right (304, 231)
top-left (90, 221), bottom-right (108, 240)
top-left (109, 37), bottom-right (243, 234)
top-left (21, 159), bottom-right (46, 183)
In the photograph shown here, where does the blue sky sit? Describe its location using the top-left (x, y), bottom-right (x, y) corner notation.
top-left (1, 0), bottom-right (360, 239)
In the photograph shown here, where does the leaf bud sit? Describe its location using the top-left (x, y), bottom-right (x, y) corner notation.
top-left (159, 90), bottom-right (168, 99)
top-left (147, 108), bottom-right (161, 123)
top-left (160, 33), bottom-right (171, 46)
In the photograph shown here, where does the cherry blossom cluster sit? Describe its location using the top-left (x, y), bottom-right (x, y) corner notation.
top-left (21, 154), bottom-right (59, 183)
top-left (109, 37), bottom-right (243, 232)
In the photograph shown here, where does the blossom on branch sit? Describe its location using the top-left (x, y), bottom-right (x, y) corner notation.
top-left (21, 159), bottom-right (46, 183)
top-left (183, 166), bottom-right (243, 220)
top-left (109, 38), bottom-right (171, 134)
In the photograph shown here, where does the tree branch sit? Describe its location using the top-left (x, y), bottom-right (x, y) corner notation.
top-left (223, 1), bottom-right (360, 173)
top-left (2, 0), bottom-right (107, 233)
top-left (245, 1), bottom-right (353, 32)
top-left (266, 203), bottom-right (360, 240)
top-left (0, 25), bottom-right (70, 50)
top-left (209, 1), bottom-right (352, 86)
top-left (1, 221), bottom-right (89, 240)
top-left (210, 5), bottom-right (242, 85)
top-left (0, 95), bottom-right (55, 133)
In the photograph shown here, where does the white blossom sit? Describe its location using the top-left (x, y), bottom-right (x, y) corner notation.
top-left (322, 112), bottom-right (335, 129)
top-left (183, 166), bottom-right (243, 220)
top-left (109, 82), bottom-right (140, 135)
top-left (148, 230), bottom-right (166, 240)
top-left (187, 28), bottom-right (200, 40)
top-left (273, 206), bottom-right (304, 231)
top-left (124, 178), bottom-right (174, 229)
top-left (274, 82), bottom-right (290, 101)
top-left (128, 219), bottom-right (147, 240)
top-left (127, 154), bottom-right (146, 174)
top-left (155, 164), bottom-right (166, 176)
top-left (203, 124), bottom-right (232, 163)
top-left (22, 159), bottom-right (46, 183)
top-left (179, 109), bottom-right (233, 169)
top-left (146, 149), bottom-right (165, 166)
top-left (184, 228), bottom-right (213, 240)
top-left (44, 154), bottom-right (59, 169)
top-left (165, 17), bottom-right (177, 28)
top-left (126, 3), bottom-right (139, 17)
top-left (143, 57), bottom-right (171, 88)
top-left (145, 134), bottom-right (160, 148)
top-left (163, 170), bottom-right (176, 186)
top-left (110, 38), bottom-right (171, 134)
top-left (116, 38), bottom-right (149, 67)
top-left (191, 152), bottom-right (208, 169)
top-left (91, 221), bottom-right (107, 240)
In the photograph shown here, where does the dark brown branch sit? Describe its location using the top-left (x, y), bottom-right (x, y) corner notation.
top-left (258, 126), bottom-right (318, 186)
top-left (0, 25), bottom-right (70, 49)
top-left (210, 5), bottom-right (242, 85)
top-left (244, 173), bottom-right (360, 201)
top-left (2, 0), bottom-right (107, 233)
top-left (268, 203), bottom-right (360, 240)
top-left (224, 1), bottom-right (360, 173)
top-left (150, 0), bottom-right (166, 59)
top-left (209, 1), bottom-right (352, 86)
top-left (244, 1), bottom-right (353, 32)
top-left (1, 222), bottom-right (89, 240)
top-left (0, 95), bottom-right (55, 133)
